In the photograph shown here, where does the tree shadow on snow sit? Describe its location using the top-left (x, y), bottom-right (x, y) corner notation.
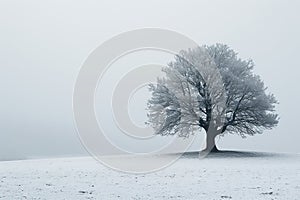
top-left (181, 150), bottom-right (285, 159)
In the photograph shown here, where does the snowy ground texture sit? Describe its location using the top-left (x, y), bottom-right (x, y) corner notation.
top-left (0, 151), bottom-right (299, 200)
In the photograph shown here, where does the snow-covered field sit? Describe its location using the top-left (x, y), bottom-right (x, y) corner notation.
top-left (0, 152), bottom-right (299, 200)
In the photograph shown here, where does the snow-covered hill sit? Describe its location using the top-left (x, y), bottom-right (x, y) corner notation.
top-left (0, 152), bottom-right (299, 199)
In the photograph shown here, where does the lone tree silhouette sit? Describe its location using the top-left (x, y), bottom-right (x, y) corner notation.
top-left (147, 44), bottom-right (279, 152)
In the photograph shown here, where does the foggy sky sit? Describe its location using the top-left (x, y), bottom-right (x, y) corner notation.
top-left (1, 0), bottom-right (300, 160)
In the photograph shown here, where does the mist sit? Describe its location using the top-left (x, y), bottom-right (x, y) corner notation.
top-left (1, 0), bottom-right (300, 160)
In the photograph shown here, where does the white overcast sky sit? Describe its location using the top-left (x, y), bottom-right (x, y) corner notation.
top-left (0, 0), bottom-right (300, 159)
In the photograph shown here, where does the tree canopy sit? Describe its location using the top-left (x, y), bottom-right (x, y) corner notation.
top-left (147, 44), bottom-right (279, 151)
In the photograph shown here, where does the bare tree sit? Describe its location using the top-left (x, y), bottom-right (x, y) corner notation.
top-left (147, 44), bottom-right (279, 152)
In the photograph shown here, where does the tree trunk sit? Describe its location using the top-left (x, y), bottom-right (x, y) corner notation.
top-left (205, 131), bottom-right (219, 153)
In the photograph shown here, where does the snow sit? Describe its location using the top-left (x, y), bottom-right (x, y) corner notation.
top-left (0, 152), bottom-right (299, 199)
